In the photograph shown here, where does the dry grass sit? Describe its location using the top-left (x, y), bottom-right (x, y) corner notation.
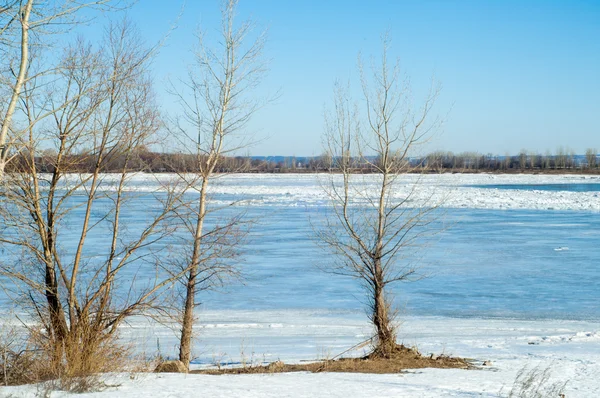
top-left (0, 321), bottom-right (38, 386)
top-left (505, 365), bottom-right (567, 398)
top-left (31, 323), bottom-right (128, 389)
top-left (0, 321), bottom-right (129, 393)
top-left (194, 344), bottom-right (471, 375)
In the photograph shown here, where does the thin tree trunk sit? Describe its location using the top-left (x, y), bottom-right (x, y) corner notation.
top-left (179, 177), bottom-right (208, 368)
top-left (372, 265), bottom-right (394, 356)
top-left (0, 0), bottom-right (34, 179)
top-left (373, 166), bottom-right (395, 354)
top-left (178, 266), bottom-right (196, 368)
top-left (44, 261), bottom-right (69, 341)
top-left (44, 134), bottom-right (69, 345)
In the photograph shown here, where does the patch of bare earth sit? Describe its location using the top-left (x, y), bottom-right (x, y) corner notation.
top-left (193, 344), bottom-right (472, 375)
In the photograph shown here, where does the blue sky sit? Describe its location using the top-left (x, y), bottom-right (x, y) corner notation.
top-left (83, 0), bottom-right (599, 156)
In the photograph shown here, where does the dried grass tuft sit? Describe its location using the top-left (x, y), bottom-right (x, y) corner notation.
top-left (506, 365), bottom-right (567, 398)
top-left (1, 321), bottom-right (128, 393)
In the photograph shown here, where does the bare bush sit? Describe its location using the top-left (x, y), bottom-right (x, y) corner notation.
top-left (0, 320), bottom-right (36, 386)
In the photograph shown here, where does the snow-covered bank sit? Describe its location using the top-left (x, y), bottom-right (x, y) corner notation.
top-left (2, 315), bottom-right (599, 397)
top-left (0, 371), bottom-right (569, 398)
top-left (114, 311), bottom-right (600, 368)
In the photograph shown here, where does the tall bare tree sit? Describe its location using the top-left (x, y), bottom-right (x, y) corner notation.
top-left (316, 36), bottom-right (442, 357)
top-left (585, 148), bottom-right (597, 169)
top-left (542, 150), bottom-right (552, 169)
top-left (555, 146), bottom-right (567, 169)
top-left (170, 0), bottom-right (268, 369)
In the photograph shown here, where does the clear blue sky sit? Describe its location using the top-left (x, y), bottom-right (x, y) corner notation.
top-left (83, 0), bottom-right (599, 156)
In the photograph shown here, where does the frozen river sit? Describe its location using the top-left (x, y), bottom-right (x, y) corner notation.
top-left (219, 206), bottom-right (600, 321)
top-left (2, 172), bottom-right (600, 323)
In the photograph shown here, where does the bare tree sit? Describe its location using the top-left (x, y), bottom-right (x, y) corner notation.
top-left (518, 150), bottom-right (527, 170)
top-left (169, 0), bottom-right (268, 369)
top-left (0, 19), bottom-right (185, 378)
top-left (555, 146), bottom-right (566, 169)
top-left (503, 152), bottom-right (511, 170)
top-left (567, 148), bottom-right (576, 169)
top-left (316, 36), bottom-right (442, 357)
top-left (530, 152), bottom-right (540, 170)
top-left (585, 148), bottom-right (597, 169)
top-left (542, 150), bottom-right (552, 169)
top-left (0, 0), bottom-right (122, 180)
top-left (426, 151), bottom-right (443, 172)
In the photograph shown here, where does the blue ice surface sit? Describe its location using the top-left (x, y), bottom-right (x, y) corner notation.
top-left (1, 190), bottom-right (599, 322)
top-left (468, 183), bottom-right (600, 192)
top-left (198, 206), bottom-right (600, 322)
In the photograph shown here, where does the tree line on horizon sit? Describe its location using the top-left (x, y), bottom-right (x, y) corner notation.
top-left (424, 147), bottom-right (598, 172)
top-left (7, 146), bottom-right (598, 174)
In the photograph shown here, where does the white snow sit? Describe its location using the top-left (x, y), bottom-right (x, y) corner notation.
top-left (2, 315), bottom-right (599, 397)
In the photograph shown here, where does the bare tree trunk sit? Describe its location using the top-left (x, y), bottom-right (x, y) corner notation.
top-left (179, 177), bottom-right (208, 366)
top-left (373, 168), bottom-right (395, 353)
top-left (45, 264), bottom-right (68, 339)
top-left (178, 270), bottom-right (196, 367)
top-left (372, 276), bottom-right (393, 354)
top-left (24, 94), bottom-right (70, 354)
top-left (0, 0), bottom-right (33, 179)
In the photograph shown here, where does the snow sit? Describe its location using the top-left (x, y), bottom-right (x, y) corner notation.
top-left (3, 314), bottom-right (599, 397)
top-left (3, 316), bottom-right (600, 397)
top-left (0, 372), bottom-right (504, 398)
top-left (2, 173), bottom-right (600, 397)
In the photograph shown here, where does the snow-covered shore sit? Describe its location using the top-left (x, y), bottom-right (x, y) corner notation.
top-left (2, 314), bottom-right (599, 397)
top-left (0, 314), bottom-right (600, 398)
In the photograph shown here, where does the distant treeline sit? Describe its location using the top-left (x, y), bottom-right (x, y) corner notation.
top-left (8, 147), bottom-right (600, 174)
top-left (7, 149), bottom-right (329, 173)
top-left (423, 148), bottom-right (599, 172)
